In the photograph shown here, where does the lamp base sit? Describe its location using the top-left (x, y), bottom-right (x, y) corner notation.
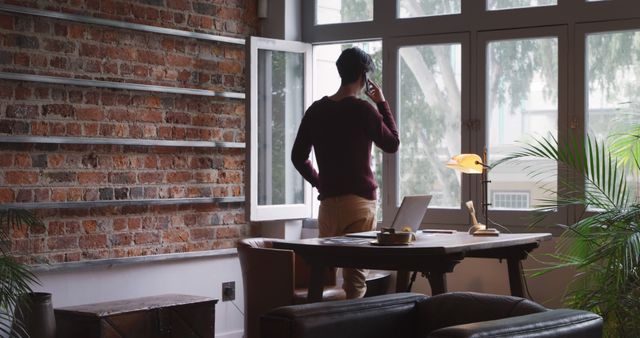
top-left (468, 223), bottom-right (486, 234)
top-left (472, 228), bottom-right (500, 236)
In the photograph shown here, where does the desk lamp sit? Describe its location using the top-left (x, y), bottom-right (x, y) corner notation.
top-left (446, 149), bottom-right (499, 236)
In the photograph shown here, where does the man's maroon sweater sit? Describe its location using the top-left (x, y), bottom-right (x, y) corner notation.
top-left (291, 96), bottom-right (399, 201)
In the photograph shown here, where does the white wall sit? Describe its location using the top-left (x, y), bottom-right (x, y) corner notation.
top-left (32, 254), bottom-right (245, 338)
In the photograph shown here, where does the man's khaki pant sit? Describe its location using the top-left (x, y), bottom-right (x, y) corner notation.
top-left (318, 194), bottom-right (376, 299)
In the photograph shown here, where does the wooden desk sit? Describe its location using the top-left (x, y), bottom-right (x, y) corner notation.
top-left (273, 232), bottom-right (551, 302)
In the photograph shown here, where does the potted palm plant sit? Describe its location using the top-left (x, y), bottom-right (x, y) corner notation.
top-left (0, 208), bottom-right (45, 338)
top-left (495, 126), bottom-right (640, 337)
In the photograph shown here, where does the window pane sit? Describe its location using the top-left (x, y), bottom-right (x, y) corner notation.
top-left (398, 0), bottom-right (461, 18)
top-left (487, 0), bottom-right (556, 10)
top-left (313, 41), bottom-right (383, 219)
top-left (257, 50), bottom-right (305, 206)
top-left (316, 0), bottom-right (373, 25)
top-left (486, 37), bottom-right (558, 210)
top-left (398, 43), bottom-right (462, 208)
top-left (586, 29), bottom-right (640, 202)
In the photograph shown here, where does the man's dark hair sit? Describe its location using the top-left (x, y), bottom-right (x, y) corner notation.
top-left (335, 47), bottom-right (375, 85)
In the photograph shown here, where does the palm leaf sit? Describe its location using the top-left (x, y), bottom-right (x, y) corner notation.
top-left (495, 129), bottom-right (640, 337)
top-left (0, 208), bottom-right (43, 338)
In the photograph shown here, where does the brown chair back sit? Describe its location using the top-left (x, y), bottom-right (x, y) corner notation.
top-left (238, 237), bottom-right (346, 338)
top-left (238, 238), bottom-right (295, 338)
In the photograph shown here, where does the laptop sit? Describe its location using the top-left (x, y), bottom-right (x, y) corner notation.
top-left (345, 195), bottom-right (432, 238)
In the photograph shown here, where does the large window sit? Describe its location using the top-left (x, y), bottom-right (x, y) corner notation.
top-left (586, 28), bottom-right (640, 201)
top-left (316, 0), bottom-right (373, 25)
top-left (398, 43), bottom-right (462, 208)
top-left (283, 1), bottom-right (640, 226)
top-left (485, 35), bottom-right (559, 211)
top-left (487, 0), bottom-right (556, 11)
top-left (398, 0), bottom-right (461, 18)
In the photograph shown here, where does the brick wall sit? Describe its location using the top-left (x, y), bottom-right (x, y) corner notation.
top-left (0, 0), bottom-right (257, 264)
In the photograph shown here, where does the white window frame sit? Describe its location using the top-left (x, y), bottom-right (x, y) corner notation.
top-left (247, 36), bottom-right (313, 221)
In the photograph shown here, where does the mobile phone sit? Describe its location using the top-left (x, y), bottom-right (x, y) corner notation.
top-left (365, 74), bottom-right (372, 92)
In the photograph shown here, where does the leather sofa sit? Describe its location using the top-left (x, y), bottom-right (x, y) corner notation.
top-left (261, 292), bottom-right (602, 338)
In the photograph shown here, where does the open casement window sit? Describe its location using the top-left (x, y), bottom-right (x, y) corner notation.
top-left (248, 37), bottom-right (313, 221)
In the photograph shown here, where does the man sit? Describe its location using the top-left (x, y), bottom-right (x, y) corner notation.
top-left (291, 47), bottom-right (399, 298)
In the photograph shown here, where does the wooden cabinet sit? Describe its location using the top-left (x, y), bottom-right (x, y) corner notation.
top-left (54, 294), bottom-right (217, 338)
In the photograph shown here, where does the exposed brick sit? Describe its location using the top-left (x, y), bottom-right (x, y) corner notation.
top-left (49, 122), bottom-right (66, 136)
top-left (13, 52), bottom-right (29, 66)
top-left (48, 154), bottom-right (65, 168)
top-left (2, 0), bottom-right (252, 263)
top-left (110, 171), bottom-right (136, 186)
top-left (0, 120), bottom-right (29, 134)
top-left (167, 0), bottom-right (189, 10)
top-left (79, 234), bottom-right (107, 249)
top-left (166, 112), bottom-right (191, 125)
top-left (134, 232), bottom-right (160, 245)
top-left (0, 51), bottom-right (12, 65)
top-left (0, 188), bottom-right (14, 203)
top-left (30, 121), bottom-right (48, 136)
top-left (14, 154), bottom-right (31, 167)
top-left (5, 171), bottom-right (38, 185)
top-left (135, 109), bottom-right (163, 123)
top-left (190, 227), bottom-right (214, 240)
top-left (15, 189), bottom-right (32, 203)
top-left (43, 39), bottom-right (75, 53)
top-left (163, 228), bottom-right (189, 243)
top-left (51, 188), bottom-right (66, 202)
top-left (114, 187), bottom-right (129, 200)
top-left (76, 107), bottom-right (103, 121)
top-left (67, 188), bottom-right (83, 201)
top-left (67, 123), bottom-right (82, 136)
top-left (218, 60), bottom-right (242, 73)
top-left (48, 236), bottom-right (78, 251)
top-left (193, 2), bottom-right (216, 15)
top-left (43, 104), bottom-right (75, 118)
top-left (77, 172), bottom-right (107, 184)
top-left (47, 221), bottom-right (65, 236)
top-left (0, 14), bottom-right (14, 30)
top-left (99, 188), bottom-right (113, 200)
top-left (45, 172), bottom-right (75, 184)
top-left (167, 54), bottom-right (192, 67)
top-left (31, 154), bottom-right (48, 168)
top-left (6, 34), bottom-right (39, 49)
top-left (216, 226), bottom-right (240, 239)
top-left (110, 233), bottom-right (132, 246)
top-left (82, 220), bottom-right (98, 233)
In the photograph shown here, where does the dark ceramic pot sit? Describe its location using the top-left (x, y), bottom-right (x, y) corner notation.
top-left (14, 292), bottom-right (56, 338)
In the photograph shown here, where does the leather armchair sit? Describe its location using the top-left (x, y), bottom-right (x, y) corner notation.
top-left (237, 238), bottom-right (346, 338)
top-left (261, 292), bottom-right (603, 338)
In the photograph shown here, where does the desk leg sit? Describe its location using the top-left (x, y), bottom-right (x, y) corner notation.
top-left (396, 270), bottom-right (410, 292)
top-left (307, 265), bottom-right (326, 303)
top-left (507, 257), bottom-right (525, 297)
top-left (424, 272), bottom-right (447, 295)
